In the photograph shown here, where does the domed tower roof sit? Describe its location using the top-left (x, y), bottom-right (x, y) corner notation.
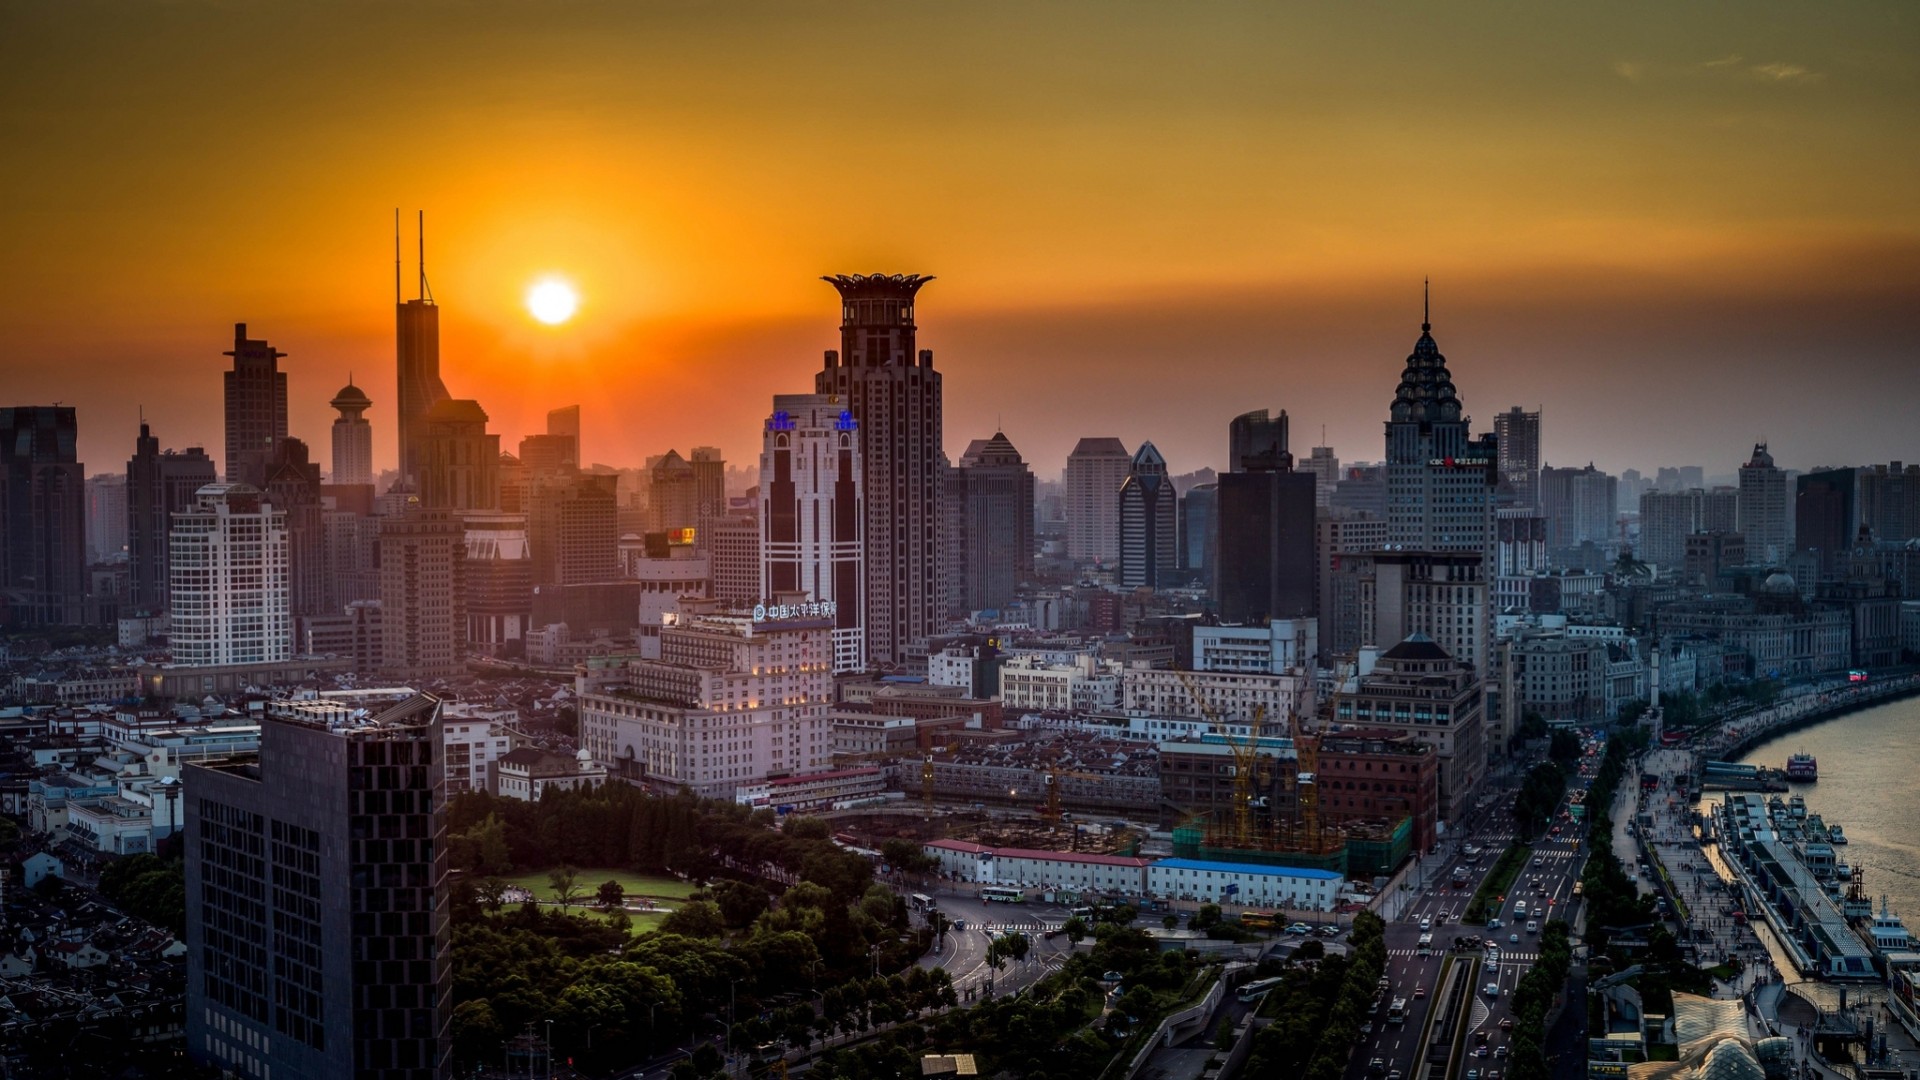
top-left (330, 379), bottom-right (372, 417)
top-left (1390, 281), bottom-right (1462, 424)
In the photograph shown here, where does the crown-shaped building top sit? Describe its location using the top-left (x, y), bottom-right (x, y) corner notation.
top-left (1390, 283), bottom-right (1462, 424)
top-left (821, 273), bottom-right (935, 301)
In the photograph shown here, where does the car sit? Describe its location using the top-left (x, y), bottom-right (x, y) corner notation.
top-left (1419, 917), bottom-right (1432, 931)
top-left (1526, 920), bottom-right (1539, 934)
top-left (1474, 1046), bottom-right (1489, 1057)
top-left (1467, 1070), bottom-right (1481, 1080)
top-left (1388, 1072), bottom-right (1403, 1080)
top-left (1487, 918), bottom-right (1502, 930)
top-left (1102, 970), bottom-right (1124, 982)
top-left (1368, 1058), bottom-right (1387, 1076)
top-left (1495, 1045), bottom-right (1510, 1059)
top-left (1510, 932), bottom-right (1520, 943)
top-left (1414, 985), bottom-right (1427, 998)
top-left (1483, 983), bottom-right (1500, 998)
top-left (1360, 1022), bottom-right (1374, 1036)
top-left (1532, 857), bottom-right (1543, 867)
top-left (1500, 1018), bottom-right (1513, 1030)
top-left (1320, 925), bottom-right (1342, 937)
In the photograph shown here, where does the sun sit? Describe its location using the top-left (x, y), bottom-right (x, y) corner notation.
top-left (526, 278), bottom-right (578, 325)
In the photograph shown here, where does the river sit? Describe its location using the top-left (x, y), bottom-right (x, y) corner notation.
top-left (1730, 694), bottom-right (1920, 925)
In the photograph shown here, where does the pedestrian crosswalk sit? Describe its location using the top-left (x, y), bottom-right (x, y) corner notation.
top-left (1386, 947), bottom-right (1540, 963)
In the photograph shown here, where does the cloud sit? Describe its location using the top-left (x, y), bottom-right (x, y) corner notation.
top-left (1750, 61), bottom-right (1823, 84)
top-left (1613, 60), bottom-right (1645, 82)
top-left (1701, 55), bottom-right (1744, 69)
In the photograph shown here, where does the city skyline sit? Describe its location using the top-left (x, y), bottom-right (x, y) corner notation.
top-left (3, 3), bottom-right (1916, 478)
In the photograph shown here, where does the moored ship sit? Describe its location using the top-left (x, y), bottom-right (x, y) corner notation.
top-left (1787, 752), bottom-right (1819, 781)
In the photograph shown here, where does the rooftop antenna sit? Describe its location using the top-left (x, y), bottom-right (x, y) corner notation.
top-left (394, 209), bottom-right (401, 305)
top-left (1423, 276), bottom-right (1431, 332)
top-left (417, 210), bottom-right (433, 304)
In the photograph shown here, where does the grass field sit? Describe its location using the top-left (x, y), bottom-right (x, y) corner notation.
top-left (497, 868), bottom-right (700, 904)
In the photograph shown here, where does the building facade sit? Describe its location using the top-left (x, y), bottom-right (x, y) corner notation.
top-left (329, 381), bottom-right (375, 486)
top-left (760, 393), bottom-right (866, 673)
top-left (127, 424), bottom-right (218, 614)
top-left (1118, 442), bottom-right (1178, 589)
top-left (1638, 488), bottom-right (1738, 570)
top-left (221, 323), bottom-right (288, 486)
top-left (0, 406), bottom-right (89, 626)
top-left (1332, 635), bottom-right (1485, 823)
top-left (953, 431), bottom-right (1035, 614)
top-left (1738, 443), bottom-right (1792, 565)
top-left (379, 508), bottom-right (467, 682)
top-left (1492, 406), bottom-right (1542, 510)
top-left (168, 484), bottom-right (291, 668)
top-left (1064, 437), bottom-right (1131, 565)
top-left (1384, 310), bottom-right (1497, 553)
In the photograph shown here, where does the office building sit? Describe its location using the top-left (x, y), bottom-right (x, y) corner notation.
top-left (222, 323), bottom-right (289, 485)
top-left (1638, 487), bottom-right (1738, 571)
top-left (814, 273), bottom-right (944, 665)
top-left (545, 404), bottom-right (581, 469)
top-left (127, 424), bottom-right (218, 613)
top-left (329, 380), bottom-right (375, 486)
top-left (86, 472), bottom-right (129, 565)
top-left (1796, 469), bottom-right (1858, 580)
top-left (1859, 463), bottom-right (1920, 543)
top-left (577, 601), bottom-right (835, 798)
top-left (646, 450), bottom-right (699, 533)
top-left (707, 515), bottom-right (761, 603)
top-left (1539, 463), bottom-right (1618, 551)
top-left (1216, 410), bottom-right (1316, 622)
top-left (1333, 635), bottom-right (1485, 822)
top-left (463, 513), bottom-right (532, 656)
top-left (1, 406), bottom-right (89, 626)
top-left (396, 235), bottom-right (449, 489)
top-left (1493, 406), bottom-right (1542, 510)
top-left (168, 483), bottom-right (291, 667)
top-left (418, 399), bottom-right (499, 512)
top-left (759, 394), bottom-right (866, 672)
top-left (1384, 304), bottom-right (1497, 552)
top-left (185, 692), bottom-right (451, 1080)
top-left (262, 438), bottom-right (328, 627)
top-left (1330, 463), bottom-right (1387, 518)
top-left (1178, 482), bottom-right (1218, 591)
top-left (1685, 531), bottom-right (1747, 589)
top-left (1738, 443), bottom-right (1792, 565)
top-left (690, 446), bottom-right (726, 532)
top-left (379, 509), bottom-right (467, 683)
top-left (1364, 550), bottom-right (1489, 679)
top-left (1117, 442), bottom-right (1177, 589)
top-left (526, 472), bottom-right (618, 586)
top-left (1317, 513), bottom-right (1388, 662)
top-left (953, 430), bottom-right (1035, 614)
top-left (1064, 437), bottom-right (1131, 565)
top-left (1303, 446), bottom-right (1339, 509)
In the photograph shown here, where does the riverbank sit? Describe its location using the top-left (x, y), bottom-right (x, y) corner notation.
top-left (1691, 672), bottom-right (1920, 765)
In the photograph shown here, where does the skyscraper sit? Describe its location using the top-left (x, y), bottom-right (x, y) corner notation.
top-left (647, 450), bottom-right (699, 533)
top-left (1492, 406), bottom-right (1542, 510)
top-left (1179, 482), bottom-right (1218, 590)
top-left (545, 404), bottom-right (581, 468)
top-left (1064, 437), bottom-right (1131, 564)
top-left (262, 437), bottom-right (327, 627)
top-left (1795, 468), bottom-right (1858, 579)
top-left (1384, 300), bottom-right (1497, 552)
top-left (1118, 442), bottom-right (1177, 589)
top-left (1738, 442), bottom-right (1792, 565)
top-left (1215, 411), bottom-right (1316, 623)
top-left (690, 446), bottom-right (727, 534)
top-left (814, 273), bottom-right (943, 665)
top-left (418, 399), bottom-right (500, 512)
top-left (85, 472), bottom-right (128, 564)
top-left (1538, 463), bottom-right (1618, 551)
top-left (953, 430), bottom-right (1035, 614)
top-left (222, 323), bottom-right (289, 485)
top-left (0, 406), bottom-right (88, 626)
top-left (1303, 446), bottom-right (1339, 509)
top-left (168, 483), bottom-right (291, 667)
top-left (1637, 488), bottom-right (1738, 570)
top-left (185, 692), bottom-right (451, 1080)
top-left (380, 508), bottom-right (467, 682)
top-left (525, 472), bottom-right (618, 586)
top-left (329, 379), bottom-right (374, 485)
top-left (396, 220), bottom-right (450, 489)
top-left (127, 423), bottom-right (217, 613)
top-left (759, 394), bottom-right (865, 672)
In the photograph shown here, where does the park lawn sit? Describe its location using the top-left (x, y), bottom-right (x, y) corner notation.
top-left (498, 868), bottom-right (700, 904)
top-left (555, 906), bottom-right (672, 934)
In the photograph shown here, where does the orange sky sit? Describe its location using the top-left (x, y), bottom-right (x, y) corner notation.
top-left (2, 2), bottom-right (1916, 480)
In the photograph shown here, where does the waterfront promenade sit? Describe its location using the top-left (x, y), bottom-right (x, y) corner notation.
top-left (1690, 671), bottom-right (1920, 763)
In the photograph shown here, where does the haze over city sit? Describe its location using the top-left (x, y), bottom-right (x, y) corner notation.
top-left (4, 2), bottom-right (1917, 477)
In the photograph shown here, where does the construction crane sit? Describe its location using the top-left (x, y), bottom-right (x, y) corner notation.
top-left (1175, 669), bottom-right (1265, 850)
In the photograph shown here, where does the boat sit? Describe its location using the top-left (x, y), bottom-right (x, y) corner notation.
top-left (1837, 863), bottom-right (1854, 881)
top-left (1789, 794), bottom-right (1807, 819)
top-left (1892, 958), bottom-right (1920, 1043)
top-left (1787, 753), bottom-right (1819, 781)
top-left (1862, 897), bottom-right (1913, 959)
top-left (1830, 823), bottom-right (1847, 845)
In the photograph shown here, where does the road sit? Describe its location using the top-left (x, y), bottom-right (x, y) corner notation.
top-left (1347, 737), bottom-right (1600, 1080)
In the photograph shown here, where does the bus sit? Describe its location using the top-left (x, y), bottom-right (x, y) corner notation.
top-left (1849, 669), bottom-right (1870, 683)
top-left (1237, 976), bottom-right (1287, 1003)
top-left (1452, 866), bottom-right (1471, 888)
top-left (980, 886), bottom-right (1025, 904)
top-left (1417, 933), bottom-right (1433, 955)
top-left (911, 893), bottom-right (935, 911)
top-left (1387, 998), bottom-right (1407, 1024)
top-left (1239, 910), bottom-right (1280, 931)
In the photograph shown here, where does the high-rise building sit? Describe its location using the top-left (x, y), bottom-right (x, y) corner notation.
top-left (545, 404), bottom-right (581, 468)
top-left (379, 508), bottom-right (467, 682)
top-left (760, 394), bottom-right (866, 672)
top-left (1178, 483), bottom-right (1218, 591)
top-left (1859, 463), bottom-right (1920, 543)
top-left (395, 230), bottom-right (450, 489)
top-left (706, 515), bottom-right (761, 604)
top-left (168, 483), bottom-right (291, 667)
top-left (1539, 463), bottom-right (1618, 551)
top-left (1118, 442), bottom-right (1178, 589)
top-left (814, 274), bottom-right (944, 666)
top-left (1064, 437), bottom-right (1131, 564)
top-left (526, 472), bottom-right (618, 587)
top-left (953, 431), bottom-right (1035, 614)
top-left (418, 400), bottom-right (499, 512)
top-left (1684, 531), bottom-right (1747, 589)
top-left (1637, 488), bottom-right (1738, 570)
top-left (1795, 468), bottom-right (1858, 580)
top-left (1364, 550), bottom-right (1490, 679)
top-left (1215, 411), bottom-right (1316, 623)
top-left (85, 472), bottom-right (128, 564)
top-left (1384, 304), bottom-right (1497, 552)
top-left (690, 446), bottom-right (727, 533)
top-left (1492, 406), bottom-right (1542, 510)
top-left (1738, 443), bottom-right (1792, 565)
top-left (647, 450), bottom-right (699, 533)
top-left (127, 423), bottom-right (217, 613)
top-left (221, 323), bottom-right (289, 486)
top-left (1333, 635), bottom-right (1484, 822)
top-left (1303, 446), bottom-right (1339, 509)
top-left (463, 512), bottom-right (532, 656)
top-left (1317, 513), bottom-right (1387, 661)
top-left (329, 380), bottom-right (374, 485)
top-left (0, 406), bottom-right (89, 626)
top-left (262, 438), bottom-right (328, 627)
top-left (185, 692), bottom-right (451, 1080)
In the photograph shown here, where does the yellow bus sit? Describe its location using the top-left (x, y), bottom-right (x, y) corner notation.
top-left (1239, 910), bottom-right (1281, 931)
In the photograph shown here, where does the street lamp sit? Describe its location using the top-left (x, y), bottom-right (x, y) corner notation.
top-left (543, 1020), bottom-right (553, 1080)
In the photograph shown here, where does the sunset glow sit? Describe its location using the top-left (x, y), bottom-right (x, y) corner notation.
top-left (526, 279), bottom-right (578, 326)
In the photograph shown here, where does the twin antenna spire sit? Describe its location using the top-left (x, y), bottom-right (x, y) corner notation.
top-left (394, 209), bottom-right (434, 305)
top-left (1422, 275), bottom-right (1431, 332)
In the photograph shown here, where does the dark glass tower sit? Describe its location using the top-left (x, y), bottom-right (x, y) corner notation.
top-left (814, 274), bottom-right (942, 665)
top-left (0, 406), bottom-right (88, 626)
top-left (222, 323), bottom-right (289, 485)
top-left (1215, 410), bottom-right (1317, 622)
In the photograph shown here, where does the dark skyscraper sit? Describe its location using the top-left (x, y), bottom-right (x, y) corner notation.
top-left (0, 406), bottom-right (88, 626)
top-left (1214, 410), bottom-right (1316, 623)
top-left (185, 692), bottom-right (451, 1080)
top-left (1178, 482), bottom-right (1217, 590)
top-left (222, 322), bottom-right (289, 485)
top-left (953, 431), bottom-right (1035, 613)
top-left (1796, 468), bottom-right (1858, 579)
top-left (1384, 298), bottom-right (1497, 551)
top-left (396, 219), bottom-right (450, 489)
top-left (330, 380), bottom-right (374, 486)
top-left (1493, 406), bottom-right (1542, 510)
top-left (127, 422), bottom-right (217, 614)
top-left (264, 436), bottom-right (328, 627)
top-left (1118, 442), bottom-right (1177, 589)
top-left (815, 274), bottom-right (942, 665)
top-left (418, 399), bottom-right (500, 512)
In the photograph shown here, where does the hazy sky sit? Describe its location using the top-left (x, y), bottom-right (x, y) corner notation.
top-left (2, 2), bottom-right (1915, 481)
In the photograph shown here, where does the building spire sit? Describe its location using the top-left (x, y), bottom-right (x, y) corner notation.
top-left (1422, 276), bottom-right (1431, 333)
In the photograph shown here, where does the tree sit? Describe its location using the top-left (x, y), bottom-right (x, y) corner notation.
top-left (660, 900), bottom-right (726, 938)
top-left (1549, 728), bottom-right (1581, 767)
top-left (476, 876), bottom-right (508, 912)
top-left (549, 865), bottom-right (581, 908)
top-left (1294, 938), bottom-right (1326, 963)
top-left (1163, 914), bottom-right (1179, 930)
top-left (711, 879), bottom-right (769, 928)
top-left (1193, 904), bottom-right (1222, 930)
top-left (1063, 915), bottom-right (1089, 944)
top-left (597, 879), bottom-right (626, 911)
